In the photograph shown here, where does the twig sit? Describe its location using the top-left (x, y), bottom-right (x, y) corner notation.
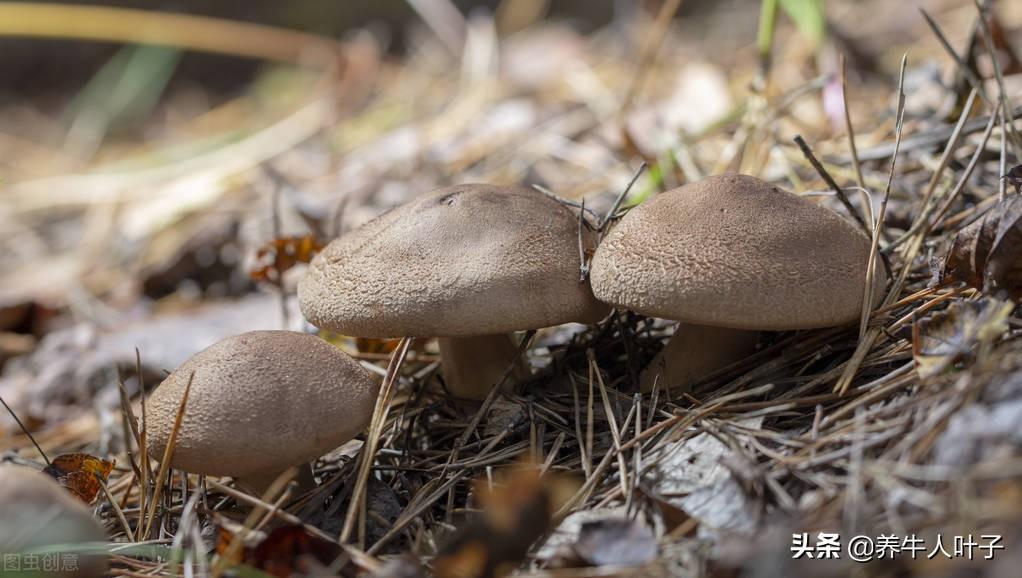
top-left (793, 135), bottom-right (871, 235)
top-left (598, 162), bottom-right (647, 233)
top-left (0, 394), bottom-right (50, 466)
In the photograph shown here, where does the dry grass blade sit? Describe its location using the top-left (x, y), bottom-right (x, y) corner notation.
top-left (142, 372), bottom-right (193, 540)
top-left (837, 53), bottom-right (908, 395)
top-left (0, 394), bottom-right (50, 466)
top-left (339, 336), bottom-right (413, 543)
top-left (0, 2), bottom-right (344, 64)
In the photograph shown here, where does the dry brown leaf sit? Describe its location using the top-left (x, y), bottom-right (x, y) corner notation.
top-left (249, 235), bottom-right (324, 283)
top-left (912, 298), bottom-right (1013, 379)
top-left (942, 178), bottom-right (1022, 299)
top-left (42, 452), bottom-right (115, 504)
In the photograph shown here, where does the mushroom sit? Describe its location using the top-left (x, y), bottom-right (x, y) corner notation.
top-left (0, 466), bottom-right (108, 578)
top-left (590, 174), bottom-right (886, 391)
top-left (146, 330), bottom-right (378, 495)
top-left (298, 183), bottom-right (608, 400)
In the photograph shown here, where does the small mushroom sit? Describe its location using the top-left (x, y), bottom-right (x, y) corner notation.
top-left (298, 184), bottom-right (608, 400)
top-left (0, 466), bottom-right (107, 578)
top-left (591, 174), bottom-right (886, 391)
top-left (146, 330), bottom-right (378, 495)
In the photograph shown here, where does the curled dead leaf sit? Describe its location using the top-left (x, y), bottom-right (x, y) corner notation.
top-left (912, 298), bottom-right (1013, 379)
top-left (42, 452), bottom-right (114, 504)
top-left (941, 168), bottom-right (1022, 299)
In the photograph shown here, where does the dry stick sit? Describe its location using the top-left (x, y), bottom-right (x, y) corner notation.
top-left (339, 337), bottom-right (412, 544)
top-left (0, 394), bottom-right (50, 466)
top-left (532, 184), bottom-right (601, 222)
top-left (142, 373), bottom-right (193, 540)
top-left (0, 3), bottom-right (343, 64)
top-left (974, 0), bottom-right (1022, 158)
top-left (836, 54), bottom-right (908, 396)
top-left (840, 55), bottom-right (867, 203)
top-left (598, 162), bottom-right (647, 233)
top-left (619, 0), bottom-right (685, 116)
top-left (793, 135), bottom-right (871, 236)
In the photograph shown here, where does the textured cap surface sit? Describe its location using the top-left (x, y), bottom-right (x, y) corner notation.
top-left (0, 466), bottom-right (108, 577)
top-left (591, 174), bottom-right (885, 330)
top-left (298, 184), bottom-right (607, 337)
top-left (146, 330), bottom-right (378, 479)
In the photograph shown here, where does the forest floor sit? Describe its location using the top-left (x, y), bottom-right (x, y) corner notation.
top-left (2, 0), bottom-right (1022, 576)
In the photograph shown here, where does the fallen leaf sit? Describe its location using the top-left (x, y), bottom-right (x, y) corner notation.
top-left (217, 522), bottom-right (347, 578)
top-left (572, 517), bottom-right (657, 567)
top-left (433, 462), bottom-right (579, 578)
top-left (913, 298), bottom-right (1013, 379)
top-left (249, 235), bottom-right (323, 283)
top-left (941, 173), bottom-right (1022, 299)
top-left (641, 418), bottom-right (763, 534)
top-left (42, 453), bottom-right (115, 504)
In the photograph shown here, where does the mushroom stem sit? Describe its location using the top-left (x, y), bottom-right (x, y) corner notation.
top-left (438, 334), bottom-right (532, 400)
top-left (236, 463), bottom-right (317, 499)
top-left (639, 323), bottom-right (759, 392)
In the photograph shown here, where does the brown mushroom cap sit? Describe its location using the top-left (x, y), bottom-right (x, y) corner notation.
top-left (146, 330), bottom-right (378, 480)
top-left (591, 174), bottom-right (885, 330)
top-left (298, 184), bottom-right (607, 337)
top-left (0, 466), bottom-right (107, 577)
